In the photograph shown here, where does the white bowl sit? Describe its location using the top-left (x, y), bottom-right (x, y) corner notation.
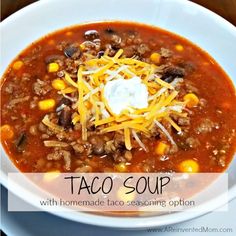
top-left (1, 0), bottom-right (236, 229)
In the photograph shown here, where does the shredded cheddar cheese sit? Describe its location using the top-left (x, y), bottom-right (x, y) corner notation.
top-left (54, 49), bottom-right (187, 150)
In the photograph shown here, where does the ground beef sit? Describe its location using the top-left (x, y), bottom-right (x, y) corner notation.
top-left (137, 43), bottom-right (150, 55)
top-left (38, 122), bottom-right (54, 137)
top-left (114, 133), bottom-right (125, 147)
top-left (74, 123), bottom-right (82, 131)
top-left (47, 150), bottom-right (61, 161)
top-left (81, 39), bottom-right (101, 55)
top-left (123, 31), bottom-right (139, 45)
top-left (160, 48), bottom-right (172, 58)
top-left (113, 153), bottom-right (127, 163)
top-left (185, 81), bottom-right (199, 94)
top-left (177, 117), bottom-right (190, 126)
top-left (72, 143), bottom-right (85, 154)
top-left (195, 119), bottom-right (219, 134)
top-left (30, 96), bottom-right (39, 109)
top-left (4, 82), bottom-right (15, 94)
top-left (150, 126), bottom-right (160, 138)
top-left (29, 125), bottom-right (38, 136)
top-left (104, 140), bottom-right (116, 153)
top-left (47, 149), bottom-right (71, 170)
top-left (57, 70), bottom-right (65, 78)
top-left (142, 163), bottom-right (153, 172)
top-left (124, 150), bottom-right (133, 161)
top-left (33, 79), bottom-right (51, 95)
top-left (56, 41), bottom-right (68, 51)
top-left (75, 164), bottom-right (92, 173)
top-left (217, 155), bottom-right (226, 167)
top-left (63, 151), bottom-right (71, 170)
top-left (110, 34), bottom-right (122, 46)
top-left (56, 131), bottom-right (72, 141)
top-left (88, 135), bottom-right (105, 155)
top-left (64, 58), bottom-right (80, 74)
top-left (34, 158), bottom-right (46, 170)
top-left (123, 45), bottom-right (136, 57)
top-left (104, 138), bottom-right (128, 163)
top-left (38, 122), bottom-right (47, 132)
top-left (41, 134), bottom-right (50, 139)
top-left (168, 144), bottom-right (178, 154)
top-left (185, 137), bottom-right (200, 149)
top-left (199, 98), bottom-right (207, 108)
top-left (104, 44), bottom-right (117, 57)
top-left (7, 96), bottom-right (30, 109)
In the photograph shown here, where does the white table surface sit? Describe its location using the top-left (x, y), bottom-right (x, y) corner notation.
top-left (1, 186), bottom-right (235, 236)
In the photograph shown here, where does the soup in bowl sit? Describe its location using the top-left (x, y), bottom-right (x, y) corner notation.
top-left (1, 0), bottom-right (236, 229)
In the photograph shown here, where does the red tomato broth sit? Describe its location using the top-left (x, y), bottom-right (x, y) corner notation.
top-left (1, 21), bottom-right (236, 173)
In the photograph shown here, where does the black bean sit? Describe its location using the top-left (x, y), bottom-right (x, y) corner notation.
top-left (105, 28), bottom-right (115, 34)
top-left (15, 132), bottom-right (26, 152)
top-left (84, 30), bottom-right (99, 40)
top-left (57, 97), bottom-right (72, 107)
top-left (64, 46), bottom-right (79, 58)
top-left (58, 106), bottom-right (72, 129)
top-left (161, 66), bottom-right (185, 82)
top-left (56, 97), bottom-right (72, 113)
top-left (88, 124), bottom-right (96, 131)
top-left (162, 76), bottom-right (175, 83)
top-left (97, 51), bottom-right (105, 58)
top-left (165, 66), bottom-right (185, 77)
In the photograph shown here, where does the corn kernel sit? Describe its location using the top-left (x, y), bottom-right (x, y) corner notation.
top-left (115, 163), bottom-right (127, 172)
top-left (221, 102), bottom-right (231, 109)
top-left (155, 141), bottom-right (169, 155)
top-left (150, 52), bottom-right (161, 64)
top-left (48, 39), bottom-right (55, 45)
top-left (52, 79), bottom-right (66, 90)
top-left (117, 186), bottom-right (136, 202)
top-left (72, 114), bottom-right (80, 125)
top-left (179, 160), bottom-right (199, 173)
top-left (84, 101), bottom-right (92, 109)
top-left (149, 87), bottom-right (157, 95)
top-left (175, 44), bottom-right (184, 51)
top-left (38, 99), bottom-right (55, 111)
top-left (43, 170), bottom-right (61, 182)
top-left (66, 31), bottom-right (73, 36)
top-left (184, 93), bottom-right (199, 108)
top-left (13, 60), bottom-right (24, 70)
top-left (80, 44), bottom-right (86, 51)
top-left (0, 124), bottom-right (14, 140)
top-left (48, 63), bottom-right (59, 73)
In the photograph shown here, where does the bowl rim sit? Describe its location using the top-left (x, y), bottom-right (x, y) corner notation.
top-left (1, 0), bottom-right (236, 229)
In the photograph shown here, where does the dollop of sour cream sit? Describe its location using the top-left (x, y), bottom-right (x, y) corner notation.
top-left (104, 76), bottom-right (148, 115)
